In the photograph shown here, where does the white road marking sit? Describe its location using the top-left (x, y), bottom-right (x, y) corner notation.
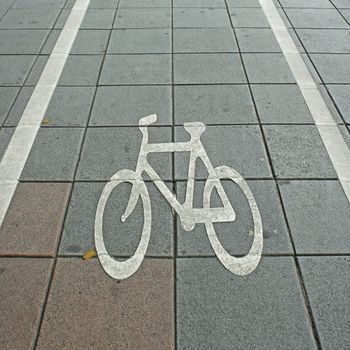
top-left (259, 0), bottom-right (350, 200)
top-left (0, 0), bottom-right (90, 227)
top-left (95, 115), bottom-right (263, 279)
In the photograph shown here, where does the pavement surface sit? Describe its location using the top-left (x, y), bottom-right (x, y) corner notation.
top-left (0, 0), bottom-right (350, 349)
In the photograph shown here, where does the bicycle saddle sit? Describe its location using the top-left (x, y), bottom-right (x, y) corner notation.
top-left (184, 122), bottom-right (206, 136)
top-left (139, 114), bottom-right (157, 126)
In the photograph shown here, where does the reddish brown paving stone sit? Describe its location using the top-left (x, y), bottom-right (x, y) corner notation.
top-left (36, 258), bottom-right (174, 350)
top-left (0, 183), bottom-right (71, 256)
top-left (0, 258), bottom-right (53, 350)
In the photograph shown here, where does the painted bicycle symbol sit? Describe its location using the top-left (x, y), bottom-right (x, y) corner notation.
top-left (95, 114), bottom-right (263, 280)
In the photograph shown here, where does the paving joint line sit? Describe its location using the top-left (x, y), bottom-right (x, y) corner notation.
top-left (27, 2), bottom-right (93, 348)
top-left (170, 1), bottom-right (178, 348)
top-left (14, 177), bottom-right (343, 183)
top-left (260, 1), bottom-right (350, 348)
top-left (71, 2), bottom-right (118, 185)
top-left (0, 6), bottom-right (68, 129)
top-left (0, 0), bottom-right (16, 22)
top-left (278, 7), bottom-right (350, 129)
top-left (0, 0), bottom-right (93, 345)
top-left (45, 4), bottom-right (121, 329)
top-left (3, 253), bottom-right (350, 260)
top-left (274, 1), bottom-right (350, 188)
top-left (228, 0), bottom-right (323, 347)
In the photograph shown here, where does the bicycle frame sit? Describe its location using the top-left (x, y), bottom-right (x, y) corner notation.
top-left (122, 116), bottom-right (236, 231)
top-left (95, 114), bottom-right (263, 280)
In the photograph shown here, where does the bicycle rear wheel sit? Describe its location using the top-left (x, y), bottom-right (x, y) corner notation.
top-left (203, 166), bottom-right (263, 276)
top-left (94, 169), bottom-right (151, 280)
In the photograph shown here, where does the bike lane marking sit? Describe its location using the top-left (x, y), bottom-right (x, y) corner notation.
top-left (259, 0), bottom-right (350, 202)
top-left (94, 116), bottom-right (264, 280)
top-left (0, 0), bottom-right (90, 227)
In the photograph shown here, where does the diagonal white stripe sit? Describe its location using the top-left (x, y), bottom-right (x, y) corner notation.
top-left (0, 0), bottom-right (91, 227)
top-left (259, 0), bottom-right (350, 200)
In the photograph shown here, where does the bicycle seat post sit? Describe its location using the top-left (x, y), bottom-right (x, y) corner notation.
top-left (138, 114), bottom-right (158, 144)
top-left (183, 122), bottom-right (206, 139)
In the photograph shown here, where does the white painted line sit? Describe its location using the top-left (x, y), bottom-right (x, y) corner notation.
top-left (0, 0), bottom-right (90, 227)
top-left (259, 0), bottom-right (350, 200)
top-left (95, 115), bottom-right (263, 279)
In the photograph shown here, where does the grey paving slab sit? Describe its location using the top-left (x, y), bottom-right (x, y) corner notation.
top-left (60, 182), bottom-right (173, 256)
top-left (0, 55), bottom-right (35, 86)
top-left (20, 128), bottom-right (84, 181)
top-left (36, 259), bottom-right (174, 350)
top-left (0, 29), bottom-right (49, 54)
top-left (119, 0), bottom-right (171, 7)
top-left (0, 127), bottom-right (14, 161)
top-left (235, 28), bottom-right (282, 53)
top-left (340, 124), bottom-right (350, 142)
top-left (278, 7), bottom-right (293, 27)
top-left (340, 125), bottom-right (350, 144)
top-left (0, 183), bottom-right (71, 255)
top-left (12, 0), bottom-right (66, 7)
top-left (227, 0), bottom-right (261, 7)
top-left (71, 29), bottom-right (110, 54)
top-left (90, 85), bottom-right (172, 126)
top-left (174, 125), bottom-right (272, 180)
top-left (65, 0), bottom-right (120, 8)
top-left (176, 257), bottom-right (316, 349)
top-left (0, 87), bottom-right (19, 125)
top-left (24, 55), bottom-right (48, 86)
top-left (310, 54), bottom-right (350, 83)
top-left (173, 0), bottom-right (226, 7)
top-left (300, 52), bottom-right (323, 83)
top-left (339, 9), bottom-right (350, 22)
top-left (242, 53), bottom-right (296, 83)
top-left (173, 28), bottom-right (238, 53)
top-left (108, 29), bottom-right (171, 54)
top-left (333, 0), bottom-right (350, 8)
top-left (40, 29), bottom-right (60, 54)
top-left (279, 180), bottom-right (350, 254)
top-left (0, 8), bottom-right (6, 18)
top-left (284, 8), bottom-right (348, 28)
top-left (296, 29), bottom-right (350, 53)
top-left (43, 87), bottom-right (95, 126)
top-left (0, 0), bottom-right (15, 9)
top-left (43, 29), bottom-right (110, 54)
top-left (81, 9), bottom-right (116, 29)
top-left (100, 54), bottom-right (171, 85)
top-left (87, 0), bottom-right (119, 8)
top-left (230, 8), bottom-right (270, 27)
top-left (53, 7), bottom-right (69, 28)
top-left (173, 8), bottom-right (231, 28)
top-left (327, 84), bottom-right (350, 123)
top-left (0, 8), bottom-right (60, 29)
top-left (299, 257), bottom-right (350, 350)
top-left (4, 87), bottom-right (33, 126)
top-left (279, 0), bottom-right (334, 8)
top-left (174, 54), bottom-right (246, 84)
top-left (263, 125), bottom-right (337, 178)
top-left (176, 180), bottom-right (292, 256)
top-left (0, 258), bottom-right (53, 350)
top-left (114, 8), bottom-right (171, 28)
top-left (76, 127), bottom-right (173, 181)
top-left (251, 84), bottom-right (314, 123)
top-left (58, 55), bottom-right (103, 86)
top-left (321, 85), bottom-right (350, 122)
top-left (174, 85), bottom-right (257, 124)
top-left (56, 8), bottom-right (116, 29)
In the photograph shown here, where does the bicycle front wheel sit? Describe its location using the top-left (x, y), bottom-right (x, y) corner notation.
top-left (203, 166), bottom-right (263, 276)
top-left (94, 169), bottom-right (151, 280)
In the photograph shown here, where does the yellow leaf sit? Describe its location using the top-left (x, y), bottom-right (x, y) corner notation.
top-left (42, 118), bottom-right (49, 125)
top-left (83, 249), bottom-right (96, 260)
